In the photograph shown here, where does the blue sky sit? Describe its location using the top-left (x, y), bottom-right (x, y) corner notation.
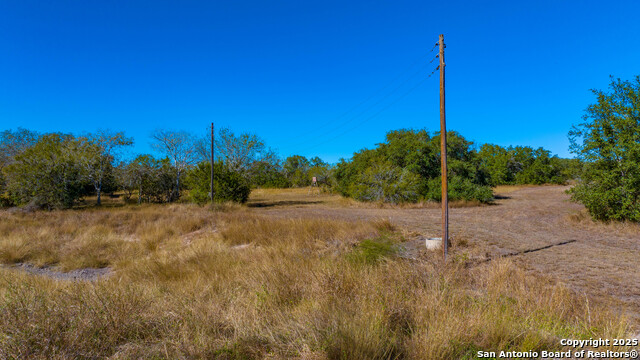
top-left (1, 0), bottom-right (639, 163)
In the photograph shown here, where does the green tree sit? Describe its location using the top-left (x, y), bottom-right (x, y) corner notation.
top-left (336, 129), bottom-right (493, 203)
top-left (215, 128), bottom-right (276, 174)
top-left (150, 129), bottom-right (198, 201)
top-left (77, 130), bottom-right (133, 205)
top-left (513, 147), bottom-right (565, 185)
top-left (349, 162), bottom-right (422, 203)
top-left (247, 160), bottom-right (290, 188)
top-left (309, 156), bottom-right (327, 168)
top-left (478, 144), bottom-right (513, 186)
top-left (477, 144), bottom-right (569, 186)
top-left (186, 161), bottom-right (251, 204)
top-left (3, 133), bottom-right (88, 209)
top-left (116, 155), bottom-right (167, 204)
top-left (0, 128), bottom-right (39, 205)
top-left (284, 155), bottom-right (311, 187)
top-left (569, 75), bottom-right (640, 221)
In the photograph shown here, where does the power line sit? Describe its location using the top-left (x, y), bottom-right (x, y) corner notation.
top-left (283, 50), bottom-right (436, 145)
top-left (427, 65), bottom-right (439, 78)
top-left (287, 61), bottom-right (435, 149)
top-left (298, 68), bottom-right (438, 153)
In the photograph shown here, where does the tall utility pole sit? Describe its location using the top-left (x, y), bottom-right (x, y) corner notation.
top-left (439, 34), bottom-right (449, 261)
top-left (210, 122), bottom-right (215, 203)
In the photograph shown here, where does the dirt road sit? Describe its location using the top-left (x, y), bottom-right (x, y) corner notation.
top-left (251, 186), bottom-right (640, 325)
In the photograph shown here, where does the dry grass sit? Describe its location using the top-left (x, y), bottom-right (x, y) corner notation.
top-left (0, 203), bottom-right (634, 359)
top-left (492, 184), bottom-right (538, 195)
top-left (336, 198), bottom-right (487, 209)
top-left (566, 208), bottom-right (640, 236)
top-left (0, 204), bottom-right (215, 270)
top-left (249, 187), bottom-right (487, 209)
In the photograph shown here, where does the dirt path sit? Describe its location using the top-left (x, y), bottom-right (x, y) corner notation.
top-left (1, 263), bottom-right (111, 281)
top-left (253, 186), bottom-right (640, 325)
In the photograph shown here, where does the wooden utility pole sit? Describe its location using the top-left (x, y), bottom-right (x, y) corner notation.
top-left (211, 122), bottom-right (215, 203)
top-left (439, 34), bottom-right (449, 261)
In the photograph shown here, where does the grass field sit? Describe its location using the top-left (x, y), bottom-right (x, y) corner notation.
top-left (0, 186), bottom-right (638, 358)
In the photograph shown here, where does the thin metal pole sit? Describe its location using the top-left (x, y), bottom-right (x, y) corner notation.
top-left (439, 34), bottom-right (449, 262)
top-left (211, 122), bottom-right (214, 204)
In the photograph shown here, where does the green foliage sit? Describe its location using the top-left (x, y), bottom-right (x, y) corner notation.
top-left (283, 155), bottom-right (311, 187)
top-left (0, 128), bottom-right (39, 167)
top-left (3, 134), bottom-right (89, 209)
top-left (0, 125), bottom-right (575, 209)
top-left (426, 176), bottom-right (494, 203)
top-left (478, 144), bottom-right (569, 186)
top-left (558, 158), bottom-right (583, 180)
top-left (569, 75), bottom-right (640, 222)
top-left (348, 162), bottom-right (422, 203)
top-left (309, 156), bottom-right (327, 168)
top-left (347, 236), bottom-right (397, 265)
top-left (336, 129), bottom-right (493, 203)
top-left (144, 158), bottom-right (176, 203)
top-left (78, 130), bottom-right (133, 205)
top-left (0, 128), bottom-right (39, 198)
top-left (512, 147), bottom-right (566, 185)
top-left (247, 161), bottom-right (290, 188)
top-left (477, 144), bottom-right (516, 186)
top-left (114, 155), bottom-right (175, 203)
top-left (186, 161), bottom-right (251, 204)
top-left (216, 127), bottom-right (273, 173)
top-left (278, 154), bottom-right (333, 189)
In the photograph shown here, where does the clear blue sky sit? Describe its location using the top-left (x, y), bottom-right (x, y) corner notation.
top-left (1, 0), bottom-right (639, 163)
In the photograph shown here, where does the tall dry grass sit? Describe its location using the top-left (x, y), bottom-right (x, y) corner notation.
top-left (0, 204), bottom-right (633, 359)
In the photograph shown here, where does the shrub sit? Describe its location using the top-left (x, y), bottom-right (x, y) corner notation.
top-left (426, 176), bottom-right (493, 203)
top-left (3, 134), bottom-right (89, 209)
top-left (186, 161), bottom-right (250, 204)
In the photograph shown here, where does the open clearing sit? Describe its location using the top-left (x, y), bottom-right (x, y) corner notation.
top-left (0, 185), bottom-right (638, 358)
top-left (252, 186), bottom-right (640, 324)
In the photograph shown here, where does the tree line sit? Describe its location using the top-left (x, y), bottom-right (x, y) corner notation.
top-left (334, 129), bottom-right (573, 204)
top-left (0, 125), bottom-right (571, 210)
top-left (1, 75), bottom-right (637, 221)
top-left (0, 127), bottom-right (332, 209)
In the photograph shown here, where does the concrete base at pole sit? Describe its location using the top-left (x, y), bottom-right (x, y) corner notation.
top-left (424, 237), bottom-right (443, 250)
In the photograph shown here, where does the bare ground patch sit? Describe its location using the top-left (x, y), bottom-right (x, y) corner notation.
top-left (1, 263), bottom-right (111, 281)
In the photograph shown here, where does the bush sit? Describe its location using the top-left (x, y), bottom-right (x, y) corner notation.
top-left (0, 192), bottom-right (13, 208)
top-left (3, 134), bottom-right (89, 209)
top-left (426, 176), bottom-right (493, 203)
top-left (186, 161), bottom-right (250, 204)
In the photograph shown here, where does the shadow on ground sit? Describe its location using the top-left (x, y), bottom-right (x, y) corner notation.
top-left (247, 200), bottom-right (324, 208)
